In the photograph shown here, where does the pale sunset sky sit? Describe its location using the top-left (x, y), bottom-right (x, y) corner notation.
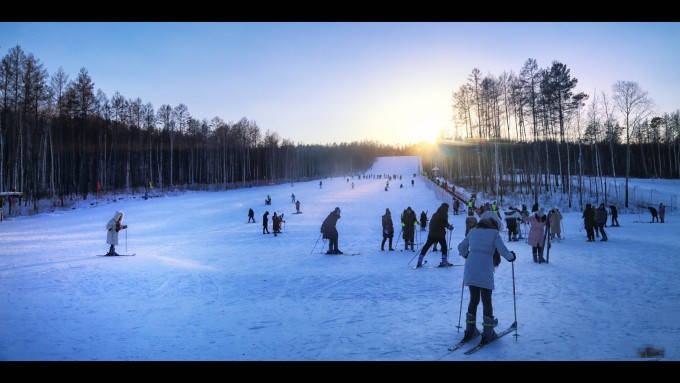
top-left (1, 22), bottom-right (678, 145)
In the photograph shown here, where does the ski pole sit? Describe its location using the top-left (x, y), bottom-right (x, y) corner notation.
top-left (395, 227), bottom-right (402, 249)
top-left (125, 228), bottom-right (128, 254)
top-left (456, 279), bottom-right (465, 332)
top-left (311, 233), bottom-right (322, 254)
top-left (512, 260), bottom-right (519, 341)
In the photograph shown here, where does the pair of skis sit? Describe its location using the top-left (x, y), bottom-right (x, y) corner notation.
top-left (448, 321), bottom-right (517, 355)
top-left (412, 260), bottom-right (463, 270)
top-left (96, 253), bottom-right (136, 257)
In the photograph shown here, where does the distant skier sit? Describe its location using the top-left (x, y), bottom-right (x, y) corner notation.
top-left (381, 208), bottom-right (395, 251)
top-left (248, 208), bottom-right (255, 223)
top-left (319, 181), bottom-right (323, 189)
top-left (296, 200), bottom-right (301, 213)
top-left (504, 208), bottom-right (520, 242)
top-left (265, 195), bottom-right (271, 205)
top-left (411, 179), bottom-right (414, 187)
top-left (401, 207), bottom-right (418, 251)
top-left (583, 204), bottom-right (596, 241)
top-left (291, 193), bottom-right (296, 203)
top-left (453, 199), bottom-right (460, 215)
top-left (465, 209), bottom-right (478, 236)
top-left (609, 205), bottom-right (619, 226)
top-left (457, 210), bottom-right (516, 344)
top-left (420, 211), bottom-right (428, 231)
top-left (352, 182), bottom-right (355, 189)
top-left (596, 203), bottom-right (608, 241)
top-left (321, 207), bottom-right (342, 254)
top-left (525, 208), bottom-right (547, 263)
top-left (659, 203), bottom-right (666, 223)
top-left (549, 207), bottom-right (563, 240)
top-left (415, 203), bottom-right (454, 268)
top-left (262, 211), bottom-right (270, 234)
top-left (400, 184), bottom-right (403, 189)
top-left (105, 211), bottom-right (128, 256)
top-left (272, 213), bottom-right (281, 236)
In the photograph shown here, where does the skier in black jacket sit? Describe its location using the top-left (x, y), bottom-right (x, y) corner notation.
top-left (381, 208), bottom-right (395, 251)
top-left (420, 211), bottom-right (428, 231)
top-left (401, 207), bottom-right (418, 251)
top-left (415, 203), bottom-right (454, 268)
top-left (321, 207), bottom-right (342, 254)
top-left (248, 208), bottom-right (255, 223)
top-left (262, 211), bottom-right (270, 234)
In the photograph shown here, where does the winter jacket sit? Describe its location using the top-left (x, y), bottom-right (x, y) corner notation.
top-left (420, 212), bottom-right (428, 228)
top-left (402, 209), bottom-right (417, 238)
top-left (525, 214), bottom-right (547, 248)
top-left (106, 211), bottom-right (125, 245)
top-left (660, 204), bottom-right (666, 218)
top-left (505, 211), bottom-right (519, 232)
top-left (550, 210), bottom-right (562, 234)
top-left (263, 212), bottom-right (269, 226)
top-left (596, 206), bottom-right (608, 226)
top-left (458, 226), bottom-right (514, 290)
top-left (321, 210), bottom-right (340, 239)
top-left (428, 205), bottom-right (451, 239)
top-left (583, 206), bottom-right (596, 227)
top-left (382, 213), bottom-right (394, 236)
top-left (248, 209), bottom-right (254, 218)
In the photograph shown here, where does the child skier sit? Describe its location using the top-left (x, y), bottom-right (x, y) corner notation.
top-left (106, 211), bottom-right (128, 256)
top-left (457, 211), bottom-right (516, 344)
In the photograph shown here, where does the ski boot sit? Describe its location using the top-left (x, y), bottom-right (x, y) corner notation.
top-left (389, 247), bottom-right (394, 251)
top-left (326, 250), bottom-right (334, 255)
top-left (462, 313), bottom-right (480, 342)
top-left (334, 249), bottom-right (344, 254)
top-left (106, 245), bottom-right (116, 256)
top-left (438, 259), bottom-right (453, 267)
top-left (481, 315), bottom-right (499, 344)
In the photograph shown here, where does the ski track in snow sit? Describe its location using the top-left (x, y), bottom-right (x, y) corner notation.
top-left (1, 155), bottom-right (679, 360)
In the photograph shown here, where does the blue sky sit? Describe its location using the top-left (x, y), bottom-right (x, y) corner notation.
top-left (1, 22), bottom-right (678, 144)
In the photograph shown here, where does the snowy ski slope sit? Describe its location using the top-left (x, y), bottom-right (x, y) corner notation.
top-left (0, 156), bottom-right (678, 360)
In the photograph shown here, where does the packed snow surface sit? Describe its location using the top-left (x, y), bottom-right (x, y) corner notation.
top-left (1, 156), bottom-right (678, 360)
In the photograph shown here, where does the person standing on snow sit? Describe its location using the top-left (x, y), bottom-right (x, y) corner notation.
top-left (272, 213), bottom-right (281, 236)
top-left (295, 200), bottom-right (301, 213)
top-left (596, 203), bottom-right (608, 241)
top-left (401, 207), bottom-right (418, 251)
top-left (420, 211), bottom-right (428, 231)
top-left (415, 203), bottom-right (454, 268)
top-left (248, 208), bottom-right (255, 223)
top-left (504, 208), bottom-right (520, 242)
top-left (321, 207), bottom-right (342, 254)
top-left (381, 208), bottom-right (395, 251)
top-left (525, 208), bottom-right (547, 263)
top-left (457, 211), bottom-right (516, 344)
top-left (291, 193), bottom-right (295, 203)
top-left (659, 203), bottom-right (666, 223)
top-left (106, 211), bottom-right (128, 256)
top-left (453, 199), bottom-right (460, 215)
top-left (549, 207), bottom-right (563, 240)
top-left (262, 211), bottom-right (270, 234)
top-left (583, 204), bottom-right (596, 241)
top-left (609, 205), bottom-right (620, 227)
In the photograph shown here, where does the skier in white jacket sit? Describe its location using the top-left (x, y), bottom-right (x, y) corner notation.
top-left (106, 211), bottom-right (128, 256)
top-left (457, 211), bottom-right (516, 344)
